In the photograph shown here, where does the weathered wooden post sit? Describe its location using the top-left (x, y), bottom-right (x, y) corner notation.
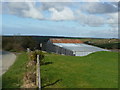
top-left (27, 48), bottom-right (30, 53)
top-left (36, 55), bottom-right (41, 89)
top-left (40, 43), bottom-right (42, 50)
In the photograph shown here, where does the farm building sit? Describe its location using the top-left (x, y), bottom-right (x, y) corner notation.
top-left (45, 38), bottom-right (108, 56)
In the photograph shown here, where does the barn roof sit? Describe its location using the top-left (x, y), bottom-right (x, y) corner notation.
top-left (53, 43), bottom-right (109, 56)
top-left (50, 38), bottom-right (83, 43)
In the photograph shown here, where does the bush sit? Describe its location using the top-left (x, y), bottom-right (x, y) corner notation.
top-left (4, 43), bottom-right (13, 51)
top-left (29, 50), bottom-right (44, 65)
top-left (2, 36), bottom-right (37, 52)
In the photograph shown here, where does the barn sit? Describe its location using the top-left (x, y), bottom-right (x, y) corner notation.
top-left (45, 38), bottom-right (108, 56)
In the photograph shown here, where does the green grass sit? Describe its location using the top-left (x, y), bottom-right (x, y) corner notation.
top-left (0, 76), bottom-right (2, 88)
top-left (95, 43), bottom-right (120, 49)
top-left (79, 38), bottom-right (119, 49)
top-left (41, 51), bottom-right (118, 88)
top-left (2, 52), bottom-right (29, 88)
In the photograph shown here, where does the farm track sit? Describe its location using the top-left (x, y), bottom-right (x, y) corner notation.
top-left (0, 51), bottom-right (16, 76)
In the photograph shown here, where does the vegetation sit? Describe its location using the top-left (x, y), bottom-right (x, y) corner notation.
top-left (41, 51), bottom-right (118, 88)
top-left (2, 52), bottom-right (30, 88)
top-left (21, 50), bottom-right (45, 88)
top-left (29, 50), bottom-right (45, 64)
top-left (2, 36), bottom-right (119, 88)
top-left (2, 51), bottom-right (45, 88)
top-left (79, 38), bottom-right (120, 50)
top-left (2, 36), bottom-right (37, 52)
top-left (94, 43), bottom-right (120, 49)
top-left (0, 76), bottom-right (1, 88)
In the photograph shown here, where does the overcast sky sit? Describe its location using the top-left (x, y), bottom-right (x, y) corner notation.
top-left (1, 0), bottom-right (119, 38)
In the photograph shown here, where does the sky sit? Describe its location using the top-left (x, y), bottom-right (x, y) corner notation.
top-left (1, 0), bottom-right (119, 38)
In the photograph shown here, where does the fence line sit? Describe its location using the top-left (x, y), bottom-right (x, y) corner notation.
top-left (37, 55), bottom-right (41, 89)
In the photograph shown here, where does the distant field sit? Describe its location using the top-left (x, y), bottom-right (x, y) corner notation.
top-left (41, 51), bottom-right (118, 88)
top-left (79, 38), bottom-right (119, 50)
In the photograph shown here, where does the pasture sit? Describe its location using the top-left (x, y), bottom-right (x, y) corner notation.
top-left (41, 51), bottom-right (118, 88)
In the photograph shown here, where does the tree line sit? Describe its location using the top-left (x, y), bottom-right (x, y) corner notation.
top-left (2, 36), bottom-right (37, 52)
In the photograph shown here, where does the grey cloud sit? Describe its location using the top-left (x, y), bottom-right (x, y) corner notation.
top-left (76, 10), bottom-right (106, 27)
top-left (87, 28), bottom-right (118, 38)
top-left (81, 2), bottom-right (118, 14)
top-left (2, 2), bottom-right (29, 15)
top-left (39, 2), bottom-right (80, 12)
top-left (118, 1), bottom-right (120, 11)
top-left (2, 2), bottom-right (43, 19)
top-left (1, 2), bottom-right (119, 27)
top-left (106, 12), bottom-right (118, 27)
top-left (39, 2), bottom-right (65, 11)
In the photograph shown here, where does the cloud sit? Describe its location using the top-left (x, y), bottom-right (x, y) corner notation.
top-left (106, 12), bottom-right (118, 27)
top-left (0, 2), bottom-right (2, 14)
top-left (49, 7), bottom-right (75, 20)
top-left (39, 2), bottom-right (73, 11)
top-left (79, 0), bottom-right (119, 2)
top-left (22, 2), bottom-right (43, 19)
top-left (2, 0), bottom-right (119, 2)
top-left (80, 2), bottom-right (118, 14)
top-left (2, 2), bottom-right (43, 19)
top-left (2, 2), bottom-right (119, 27)
top-left (76, 10), bottom-right (106, 27)
top-left (87, 28), bottom-right (118, 38)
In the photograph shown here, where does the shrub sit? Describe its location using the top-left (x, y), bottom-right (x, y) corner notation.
top-left (29, 50), bottom-right (44, 65)
top-left (4, 43), bottom-right (13, 51)
top-left (2, 36), bottom-right (37, 52)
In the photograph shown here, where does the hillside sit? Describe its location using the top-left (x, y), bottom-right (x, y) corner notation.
top-left (41, 51), bottom-right (118, 88)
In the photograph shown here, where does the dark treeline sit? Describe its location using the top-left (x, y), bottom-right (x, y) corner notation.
top-left (2, 36), bottom-right (69, 52)
top-left (2, 36), bottom-right (64, 52)
top-left (2, 36), bottom-right (37, 52)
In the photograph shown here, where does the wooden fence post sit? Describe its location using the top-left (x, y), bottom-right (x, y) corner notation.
top-left (37, 55), bottom-right (41, 89)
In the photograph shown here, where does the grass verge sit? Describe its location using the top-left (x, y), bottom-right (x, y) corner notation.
top-left (41, 51), bottom-right (118, 88)
top-left (2, 52), bottom-right (29, 88)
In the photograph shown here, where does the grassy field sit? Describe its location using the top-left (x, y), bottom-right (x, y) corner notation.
top-left (41, 51), bottom-right (118, 88)
top-left (2, 52), bottom-right (29, 88)
top-left (79, 38), bottom-right (119, 49)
